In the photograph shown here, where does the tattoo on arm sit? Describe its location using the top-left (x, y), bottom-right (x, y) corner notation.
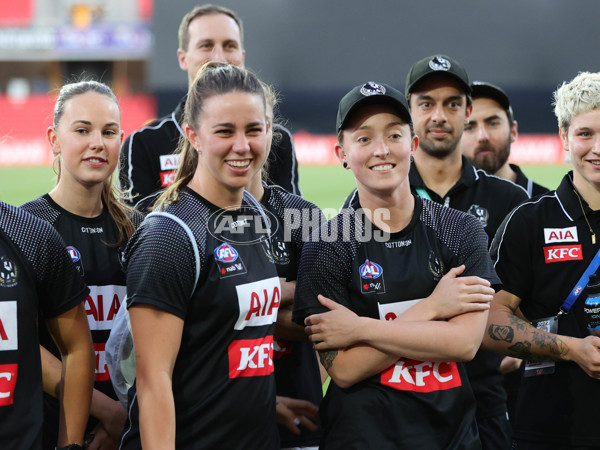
top-left (318, 350), bottom-right (338, 370)
top-left (489, 315), bottom-right (569, 361)
top-left (488, 324), bottom-right (514, 342)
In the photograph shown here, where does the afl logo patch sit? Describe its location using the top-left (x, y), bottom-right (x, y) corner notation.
top-left (214, 243), bottom-right (238, 263)
top-left (467, 204), bottom-right (489, 227)
top-left (359, 259), bottom-right (385, 294)
top-left (429, 56), bottom-right (451, 71)
top-left (360, 82), bottom-right (386, 97)
top-left (67, 246), bottom-right (81, 262)
top-left (360, 259), bottom-right (383, 279)
top-left (214, 243), bottom-right (247, 278)
top-left (66, 246), bottom-right (84, 276)
top-left (0, 255), bottom-right (17, 287)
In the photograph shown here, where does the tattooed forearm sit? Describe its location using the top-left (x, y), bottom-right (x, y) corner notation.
top-left (318, 350), bottom-right (338, 370)
top-left (531, 330), bottom-right (569, 360)
top-left (489, 319), bottom-right (570, 361)
top-left (508, 341), bottom-right (534, 360)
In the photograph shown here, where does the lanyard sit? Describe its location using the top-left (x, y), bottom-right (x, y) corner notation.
top-left (558, 246), bottom-right (600, 318)
top-left (415, 188), bottom-right (431, 200)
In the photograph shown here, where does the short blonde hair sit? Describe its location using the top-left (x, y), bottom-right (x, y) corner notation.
top-left (553, 71), bottom-right (600, 135)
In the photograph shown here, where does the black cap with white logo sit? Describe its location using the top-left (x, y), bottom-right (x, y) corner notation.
top-left (405, 54), bottom-right (471, 97)
top-left (336, 82), bottom-right (411, 133)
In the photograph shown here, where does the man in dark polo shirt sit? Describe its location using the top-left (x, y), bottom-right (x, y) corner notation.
top-left (404, 54), bottom-right (528, 450)
top-left (461, 81), bottom-right (548, 197)
top-left (118, 4), bottom-right (300, 206)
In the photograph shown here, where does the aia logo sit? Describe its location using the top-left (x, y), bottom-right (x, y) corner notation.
top-left (67, 246), bottom-right (81, 262)
top-left (159, 154), bottom-right (181, 171)
top-left (360, 259), bottom-right (383, 279)
top-left (544, 226), bottom-right (578, 244)
top-left (214, 243), bottom-right (239, 263)
top-left (543, 245), bottom-right (583, 263)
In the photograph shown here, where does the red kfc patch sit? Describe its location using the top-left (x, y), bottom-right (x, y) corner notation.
top-left (0, 364), bottom-right (18, 406)
top-left (543, 245), bottom-right (583, 263)
top-left (380, 358), bottom-right (461, 392)
top-left (228, 336), bottom-right (274, 378)
top-left (160, 171), bottom-right (177, 187)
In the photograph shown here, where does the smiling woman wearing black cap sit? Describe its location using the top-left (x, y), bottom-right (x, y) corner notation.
top-left (292, 81), bottom-right (501, 448)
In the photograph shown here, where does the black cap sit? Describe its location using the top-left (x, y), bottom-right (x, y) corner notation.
top-left (471, 81), bottom-right (511, 110)
top-left (336, 82), bottom-right (411, 133)
top-left (405, 54), bottom-right (470, 98)
top-left (471, 81), bottom-right (514, 122)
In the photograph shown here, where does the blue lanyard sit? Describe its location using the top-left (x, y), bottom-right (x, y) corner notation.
top-left (558, 247), bottom-right (600, 317)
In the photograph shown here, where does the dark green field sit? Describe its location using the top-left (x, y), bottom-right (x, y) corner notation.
top-left (0, 164), bottom-right (571, 212)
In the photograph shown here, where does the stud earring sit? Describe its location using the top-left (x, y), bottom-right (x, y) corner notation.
top-left (343, 162), bottom-right (348, 169)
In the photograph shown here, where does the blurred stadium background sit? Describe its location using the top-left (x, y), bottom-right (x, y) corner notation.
top-left (0, 0), bottom-right (595, 207)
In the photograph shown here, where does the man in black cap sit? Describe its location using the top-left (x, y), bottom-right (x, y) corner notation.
top-left (405, 54), bottom-right (529, 450)
top-left (461, 81), bottom-right (548, 197)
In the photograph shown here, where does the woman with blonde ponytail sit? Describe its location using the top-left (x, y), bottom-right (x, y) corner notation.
top-left (21, 80), bottom-right (142, 449)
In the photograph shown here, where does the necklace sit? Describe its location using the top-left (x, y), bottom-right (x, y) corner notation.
top-left (573, 188), bottom-right (596, 244)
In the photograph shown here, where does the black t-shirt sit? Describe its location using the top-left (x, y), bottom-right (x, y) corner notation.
top-left (261, 185), bottom-right (325, 447)
top-left (118, 97), bottom-right (301, 204)
top-left (293, 195), bottom-right (501, 448)
top-left (0, 201), bottom-right (88, 450)
top-left (120, 189), bottom-right (280, 449)
top-left (490, 172), bottom-right (600, 446)
top-left (410, 156), bottom-right (529, 418)
top-left (21, 195), bottom-right (142, 445)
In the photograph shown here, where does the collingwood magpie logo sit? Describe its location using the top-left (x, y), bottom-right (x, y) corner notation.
top-left (428, 251), bottom-right (444, 280)
top-left (0, 255), bottom-right (18, 287)
top-left (262, 236), bottom-right (290, 265)
top-left (467, 204), bottom-right (489, 227)
top-left (429, 56), bottom-right (451, 71)
top-left (360, 82), bottom-right (386, 97)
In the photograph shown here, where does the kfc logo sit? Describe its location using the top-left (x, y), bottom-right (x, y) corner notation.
top-left (234, 277), bottom-right (281, 330)
top-left (544, 245), bottom-right (583, 263)
top-left (228, 336), bottom-right (274, 378)
top-left (544, 226), bottom-right (578, 244)
top-left (0, 364), bottom-right (17, 406)
top-left (0, 301), bottom-right (17, 351)
top-left (94, 342), bottom-right (110, 382)
top-left (160, 171), bottom-right (177, 187)
top-left (381, 358), bottom-right (462, 392)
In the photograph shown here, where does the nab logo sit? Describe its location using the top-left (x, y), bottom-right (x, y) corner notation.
top-left (544, 226), bottom-right (578, 244)
top-left (228, 336), bottom-right (274, 378)
top-left (544, 245), bottom-right (583, 263)
top-left (360, 260), bottom-right (383, 279)
top-left (66, 246), bottom-right (81, 262)
top-left (214, 243), bottom-right (239, 263)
